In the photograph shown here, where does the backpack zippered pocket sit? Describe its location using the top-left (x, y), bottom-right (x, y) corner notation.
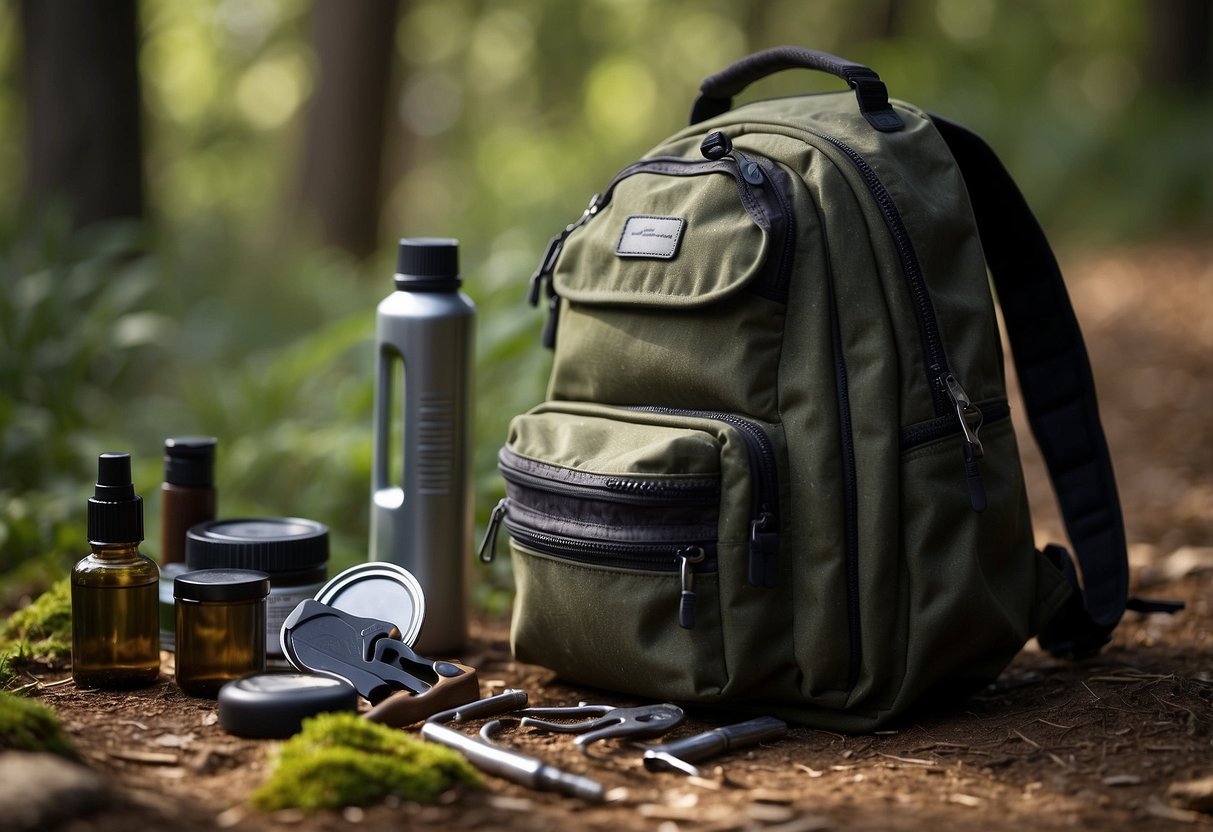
top-left (532, 150), bottom-right (798, 420)
top-left (485, 403), bottom-right (794, 702)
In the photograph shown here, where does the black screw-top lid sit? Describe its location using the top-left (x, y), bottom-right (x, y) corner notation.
top-left (88, 452), bottom-right (144, 544)
top-left (186, 517), bottom-right (329, 574)
top-left (164, 436), bottom-right (217, 487)
top-left (174, 568), bottom-right (271, 603)
top-left (217, 672), bottom-right (358, 738)
top-left (393, 237), bottom-right (460, 291)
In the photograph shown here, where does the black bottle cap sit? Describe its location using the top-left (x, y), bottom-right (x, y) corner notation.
top-left (393, 237), bottom-right (460, 292)
top-left (174, 569), bottom-right (271, 603)
top-left (217, 672), bottom-right (359, 739)
top-left (88, 452), bottom-right (144, 544)
top-left (164, 436), bottom-right (217, 487)
top-left (186, 517), bottom-right (329, 575)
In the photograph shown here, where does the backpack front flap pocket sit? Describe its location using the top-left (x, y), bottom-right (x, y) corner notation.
top-left (542, 151), bottom-right (796, 420)
top-left (492, 403), bottom-right (793, 702)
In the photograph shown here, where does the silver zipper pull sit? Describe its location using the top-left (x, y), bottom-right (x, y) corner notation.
top-left (677, 546), bottom-right (706, 629)
top-left (944, 374), bottom-right (984, 456)
top-left (944, 374), bottom-right (987, 512)
top-left (478, 499), bottom-right (508, 563)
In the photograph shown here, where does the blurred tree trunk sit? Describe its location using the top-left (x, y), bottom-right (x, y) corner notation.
top-left (297, 0), bottom-right (400, 259)
top-left (20, 0), bottom-right (145, 227)
top-left (1146, 0), bottom-right (1212, 93)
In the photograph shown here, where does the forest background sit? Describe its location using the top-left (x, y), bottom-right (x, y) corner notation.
top-left (1, 0), bottom-right (1210, 609)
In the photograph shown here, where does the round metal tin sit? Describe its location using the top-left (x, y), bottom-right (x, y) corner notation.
top-left (217, 672), bottom-right (358, 738)
top-left (311, 562), bottom-right (426, 646)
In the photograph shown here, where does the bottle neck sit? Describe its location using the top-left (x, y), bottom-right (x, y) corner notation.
top-left (89, 541), bottom-right (143, 560)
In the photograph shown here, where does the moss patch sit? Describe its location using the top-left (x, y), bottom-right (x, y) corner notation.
top-left (250, 712), bottom-right (481, 811)
top-left (0, 578), bottom-right (72, 687)
top-left (0, 689), bottom-right (74, 755)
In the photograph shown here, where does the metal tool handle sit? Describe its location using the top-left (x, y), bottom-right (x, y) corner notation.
top-left (646, 716), bottom-right (788, 764)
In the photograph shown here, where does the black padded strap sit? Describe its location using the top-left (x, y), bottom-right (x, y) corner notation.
top-left (932, 115), bottom-right (1129, 657)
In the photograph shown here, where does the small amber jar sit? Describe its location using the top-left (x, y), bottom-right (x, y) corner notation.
top-left (174, 569), bottom-right (270, 698)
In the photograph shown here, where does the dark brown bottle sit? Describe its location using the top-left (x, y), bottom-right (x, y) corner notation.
top-left (160, 437), bottom-right (217, 565)
top-left (71, 452), bottom-right (160, 689)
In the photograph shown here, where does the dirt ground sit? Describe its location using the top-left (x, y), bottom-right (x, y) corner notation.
top-left (13, 244), bottom-right (1213, 831)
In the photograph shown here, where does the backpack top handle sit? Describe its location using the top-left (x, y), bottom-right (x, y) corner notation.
top-left (690, 45), bottom-right (905, 133)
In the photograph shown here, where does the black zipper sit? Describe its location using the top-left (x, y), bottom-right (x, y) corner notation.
top-left (828, 283), bottom-right (862, 691)
top-left (801, 126), bottom-right (988, 510)
top-left (498, 447), bottom-right (720, 507)
top-left (501, 513), bottom-right (716, 629)
top-left (630, 406), bottom-right (780, 588)
top-left (803, 129), bottom-right (951, 415)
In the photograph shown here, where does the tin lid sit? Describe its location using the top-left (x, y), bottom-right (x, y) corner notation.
top-left (186, 517), bottom-right (329, 573)
top-left (312, 562), bottom-right (426, 647)
top-left (174, 568), bottom-right (271, 603)
top-left (217, 672), bottom-right (358, 739)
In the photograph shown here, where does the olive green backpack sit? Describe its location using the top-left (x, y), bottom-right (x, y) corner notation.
top-left (481, 47), bottom-right (1151, 730)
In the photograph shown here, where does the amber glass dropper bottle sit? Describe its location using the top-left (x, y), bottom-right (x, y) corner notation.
top-left (71, 452), bottom-right (161, 689)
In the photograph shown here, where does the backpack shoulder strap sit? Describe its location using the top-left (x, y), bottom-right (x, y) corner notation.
top-left (931, 115), bottom-right (1129, 658)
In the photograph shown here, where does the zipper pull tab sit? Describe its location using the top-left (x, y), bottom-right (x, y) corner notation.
top-left (700, 131), bottom-right (765, 186)
top-left (945, 375), bottom-right (987, 512)
top-left (528, 192), bottom-right (600, 307)
top-left (677, 546), bottom-right (706, 629)
top-left (748, 510), bottom-right (779, 588)
top-left (478, 499), bottom-right (508, 563)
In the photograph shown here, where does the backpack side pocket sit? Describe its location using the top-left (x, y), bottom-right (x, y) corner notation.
top-left (496, 404), bottom-right (793, 702)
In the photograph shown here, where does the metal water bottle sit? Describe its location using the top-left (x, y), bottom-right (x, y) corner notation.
top-left (371, 237), bottom-right (475, 654)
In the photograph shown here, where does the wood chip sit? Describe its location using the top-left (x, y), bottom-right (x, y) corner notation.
top-left (747, 803), bottom-right (796, 823)
top-left (947, 793), bottom-right (981, 807)
top-left (214, 806), bottom-right (247, 828)
top-left (638, 803), bottom-right (700, 821)
top-left (796, 764), bottom-right (825, 778)
top-left (1102, 774), bottom-right (1143, 787)
top-left (107, 749), bottom-right (180, 765)
top-left (877, 753), bottom-right (937, 767)
top-left (1147, 797), bottom-right (1203, 824)
top-left (485, 795), bottom-right (533, 815)
top-left (152, 732), bottom-right (196, 749)
top-left (1168, 775), bottom-right (1213, 813)
top-left (750, 788), bottom-right (796, 804)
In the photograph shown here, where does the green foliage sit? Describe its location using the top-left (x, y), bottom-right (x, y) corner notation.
top-left (0, 689), bottom-right (74, 755)
top-left (250, 712), bottom-right (481, 811)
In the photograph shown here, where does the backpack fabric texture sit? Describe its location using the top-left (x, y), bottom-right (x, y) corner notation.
top-left (485, 47), bottom-right (1131, 731)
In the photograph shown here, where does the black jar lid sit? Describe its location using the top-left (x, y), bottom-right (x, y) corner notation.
top-left (174, 568), bottom-right (271, 603)
top-left (186, 517), bottom-right (329, 574)
top-left (217, 672), bottom-right (358, 739)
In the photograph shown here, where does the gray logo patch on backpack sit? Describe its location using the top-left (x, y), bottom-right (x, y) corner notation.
top-left (616, 215), bottom-right (685, 259)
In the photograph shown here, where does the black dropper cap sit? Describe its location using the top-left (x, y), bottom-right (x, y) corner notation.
top-left (88, 452), bottom-right (144, 544)
top-left (164, 436), bottom-right (217, 487)
top-left (393, 237), bottom-right (460, 292)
